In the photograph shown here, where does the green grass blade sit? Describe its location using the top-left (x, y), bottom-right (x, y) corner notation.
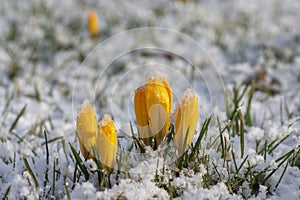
top-left (239, 111), bottom-right (245, 158)
top-left (22, 155), bottom-right (39, 188)
top-left (52, 158), bottom-right (57, 196)
top-left (130, 121), bottom-right (145, 153)
top-left (262, 149), bottom-right (295, 185)
top-left (2, 184), bottom-right (12, 199)
top-left (236, 155), bottom-right (249, 175)
top-left (192, 115), bottom-right (212, 154)
top-left (217, 117), bottom-right (225, 159)
top-left (9, 104), bottom-right (27, 132)
top-left (245, 82), bottom-right (254, 126)
top-left (69, 142), bottom-right (89, 180)
top-left (41, 136), bottom-right (64, 146)
top-left (268, 133), bottom-right (292, 154)
top-left (43, 130), bottom-right (49, 197)
top-left (44, 130), bottom-right (49, 165)
top-left (231, 150), bottom-right (238, 172)
top-left (274, 161), bottom-right (289, 190)
top-left (64, 175), bottom-right (71, 200)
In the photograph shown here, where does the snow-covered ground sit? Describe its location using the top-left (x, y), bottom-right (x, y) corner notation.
top-left (0, 0), bottom-right (299, 199)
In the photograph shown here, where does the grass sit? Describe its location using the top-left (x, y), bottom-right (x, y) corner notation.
top-left (1, 75), bottom-right (299, 199)
top-left (0, 1), bottom-right (299, 199)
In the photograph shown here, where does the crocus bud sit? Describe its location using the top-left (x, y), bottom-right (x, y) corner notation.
top-left (76, 101), bottom-right (98, 159)
top-left (96, 114), bottom-right (117, 168)
top-left (134, 75), bottom-right (172, 146)
top-left (88, 10), bottom-right (99, 37)
top-left (174, 89), bottom-right (198, 154)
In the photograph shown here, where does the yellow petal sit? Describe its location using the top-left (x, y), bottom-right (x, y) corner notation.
top-left (76, 101), bottom-right (98, 159)
top-left (146, 76), bottom-right (172, 145)
top-left (96, 114), bottom-right (117, 169)
top-left (161, 78), bottom-right (173, 112)
top-left (88, 10), bottom-right (99, 37)
top-left (174, 89), bottom-right (198, 154)
top-left (134, 85), bottom-right (150, 145)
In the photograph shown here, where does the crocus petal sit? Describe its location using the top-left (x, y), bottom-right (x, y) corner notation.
top-left (134, 85), bottom-right (150, 145)
top-left (76, 101), bottom-right (98, 159)
top-left (96, 114), bottom-right (117, 169)
top-left (174, 89), bottom-right (199, 154)
top-left (145, 76), bottom-right (172, 146)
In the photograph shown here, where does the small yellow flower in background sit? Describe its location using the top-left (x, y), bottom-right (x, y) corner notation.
top-left (88, 10), bottom-right (99, 37)
top-left (174, 89), bottom-right (199, 155)
top-left (134, 75), bottom-right (172, 146)
top-left (76, 101), bottom-right (98, 159)
top-left (96, 114), bottom-right (118, 169)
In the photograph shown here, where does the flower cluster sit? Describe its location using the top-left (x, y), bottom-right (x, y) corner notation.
top-left (76, 101), bottom-right (117, 168)
top-left (76, 74), bottom-right (199, 168)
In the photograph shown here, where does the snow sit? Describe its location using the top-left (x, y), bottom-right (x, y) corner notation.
top-left (180, 182), bottom-right (238, 200)
top-left (99, 114), bottom-right (112, 127)
top-left (0, 0), bottom-right (300, 199)
top-left (247, 127), bottom-right (265, 142)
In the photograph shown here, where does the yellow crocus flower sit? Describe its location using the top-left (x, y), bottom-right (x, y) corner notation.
top-left (96, 114), bottom-right (117, 169)
top-left (134, 75), bottom-right (172, 146)
top-left (88, 10), bottom-right (99, 37)
top-left (76, 101), bottom-right (98, 159)
top-left (174, 89), bottom-right (199, 155)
